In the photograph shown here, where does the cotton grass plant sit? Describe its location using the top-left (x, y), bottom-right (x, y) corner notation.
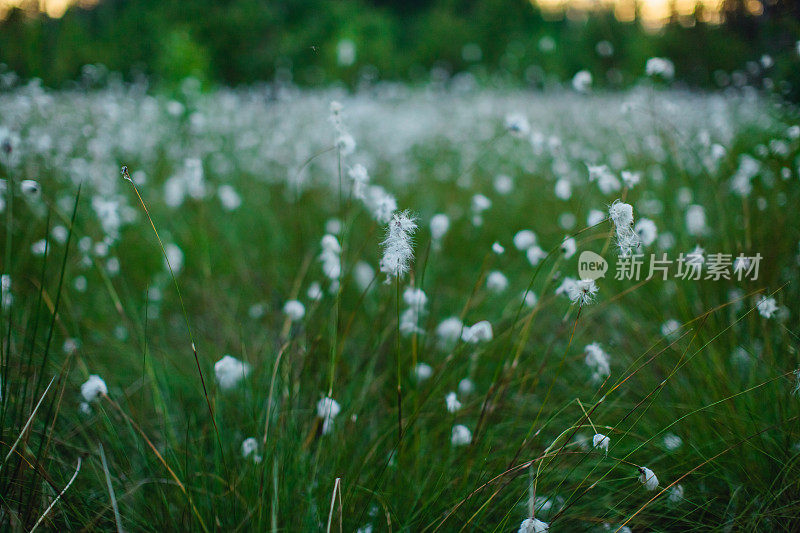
top-left (0, 76), bottom-right (798, 531)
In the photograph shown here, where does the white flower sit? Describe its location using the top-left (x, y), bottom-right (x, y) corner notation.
top-left (307, 282), bottom-right (323, 301)
top-left (31, 239), bottom-right (48, 256)
top-left (588, 164), bottom-right (621, 194)
top-left (214, 355), bottom-right (251, 390)
top-left (609, 200), bottom-right (634, 228)
top-left (587, 209), bottom-right (605, 227)
top-left (663, 433), bottom-right (683, 451)
top-left (451, 424), bottom-right (472, 446)
top-left (526, 246), bottom-right (546, 266)
top-left (609, 200), bottom-right (640, 256)
top-left (403, 287), bottom-right (428, 308)
top-left (554, 179), bottom-right (572, 200)
top-left (561, 236), bottom-right (576, 259)
top-left (458, 378), bottom-right (475, 395)
top-left (51, 225), bottom-right (68, 244)
top-left (638, 466), bottom-right (659, 490)
top-left (349, 164), bottom-right (370, 200)
top-left (164, 243), bottom-right (184, 274)
top-left (354, 261), bottom-right (375, 292)
top-left (471, 194), bottom-right (491, 226)
top-left (518, 517), bottom-right (549, 533)
top-left (513, 230), bottom-right (537, 251)
top-left (380, 210), bottom-right (417, 282)
top-left (364, 185), bottom-right (397, 224)
top-left (494, 174), bottom-right (513, 194)
top-left (486, 271), bottom-right (508, 293)
top-left (568, 279), bottom-right (598, 306)
top-left (283, 299), bottom-right (305, 321)
top-left (661, 319), bottom-right (680, 337)
top-left (505, 113), bottom-right (530, 138)
top-left (20, 179), bottom-right (41, 197)
top-left (430, 213), bottom-right (450, 242)
top-left (522, 289), bottom-right (538, 307)
top-left (319, 234), bottom-right (342, 280)
top-left (414, 362), bottom-right (433, 381)
top-left (241, 437), bottom-right (262, 463)
top-left (585, 342), bottom-right (610, 380)
top-left (592, 433), bottom-right (610, 454)
top-left (80, 375), bottom-right (107, 402)
top-left (756, 296), bottom-right (778, 318)
top-left (217, 184), bottom-right (242, 211)
top-left (436, 317), bottom-right (464, 348)
top-left (445, 392), bottom-right (462, 413)
top-left (492, 242), bottom-right (505, 254)
top-left (572, 70), bottom-right (592, 93)
top-left (621, 170), bottom-right (641, 188)
top-left (645, 57), bottom-right (675, 79)
top-left (634, 218), bottom-right (658, 247)
top-left (685, 204), bottom-right (707, 236)
top-left (317, 396), bottom-right (341, 435)
top-left (668, 484), bottom-right (684, 504)
top-left (461, 320), bottom-right (493, 343)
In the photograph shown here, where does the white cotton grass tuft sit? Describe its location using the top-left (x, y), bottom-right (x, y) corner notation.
top-left (451, 424), bottom-right (472, 446)
top-left (445, 392), bottom-right (462, 413)
top-left (319, 234), bottom-right (342, 281)
top-left (513, 230), bottom-right (537, 251)
top-left (560, 236), bottom-right (577, 259)
top-left (756, 296), bottom-right (778, 319)
top-left (316, 396), bottom-right (341, 435)
top-left (471, 194), bottom-right (492, 226)
top-left (414, 362), bottom-right (433, 381)
top-left (663, 433), bottom-right (683, 451)
top-left (492, 242), bottom-right (505, 255)
top-left (380, 210), bottom-right (417, 282)
top-left (504, 113), bottom-right (530, 138)
top-left (668, 484), bottom-right (685, 504)
top-left (592, 433), bottom-right (610, 454)
top-left (572, 70), bottom-right (592, 93)
top-left (430, 213), bottom-right (450, 248)
top-left (584, 342), bottom-right (611, 381)
top-left (568, 279), bottom-right (598, 306)
top-left (518, 517), bottom-right (549, 532)
top-left (461, 320), bottom-right (493, 343)
top-left (685, 204), bottom-right (707, 236)
top-left (608, 200), bottom-right (640, 256)
top-left (283, 299), bottom-right (306, 321)
top-left (436, 317), bottom-right (464, 348)
top-left (634, 218), bottom-right (658, 247)
top-left (241, 437), bottom-right (262, 463)
top-left (349, 164), bottom-right (370, 200)
top-left (638, 466), bottom-right (659, 490)
top-left (458, 378), bottom-right (475, 395)
top-left (80, 375), bottom-right (107, 402)
top-left (214, 355), bottom-right (251, 390)
top-left (400, 286), bottom-right (428, 336)
top-left (20, 179), bottom-right (41, 197)
top-left (486, 271), bottom-right (508, 293)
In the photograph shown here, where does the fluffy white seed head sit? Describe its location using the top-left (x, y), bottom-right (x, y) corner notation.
top-left (568, 279), bottom-right (598, 306)
top-left (445, 392), bottom-right (462, 413)
top-left (518, 517), bottom-right (549, 533)
top-left (80, 375), bottom-right (107, 402)
top-left (451, 424), bottom-right (472, 446)
top-left (638, 466), bottom-right (659, 490)
top-left (214, 355), bottom-right (251, 390)
top-left (283, 299), bottom-right (306, 321)
top-left (461, 320), bottom-right (493, 343)
top-left (380, 210), bottom-right (417, 282)
top-left (592, 433), bottom-right (610, 454)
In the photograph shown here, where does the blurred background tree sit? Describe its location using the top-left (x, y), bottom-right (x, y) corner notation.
top-left (0, 0), bottom-right (798, 98)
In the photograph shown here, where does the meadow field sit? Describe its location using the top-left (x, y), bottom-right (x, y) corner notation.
top-left (1, 78), bottom-right (799, 531)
